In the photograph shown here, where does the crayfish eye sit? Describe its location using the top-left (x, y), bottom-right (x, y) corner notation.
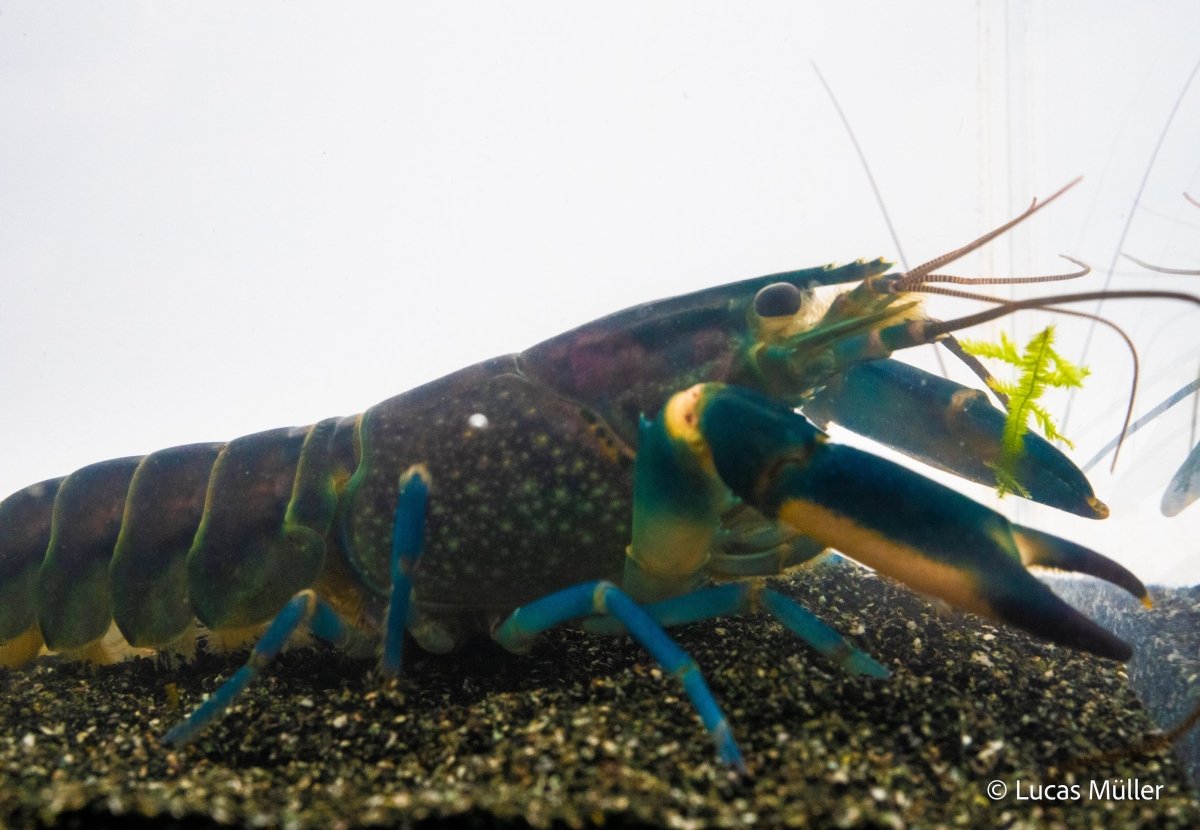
top-left (753, 282), bottom-right (803, 318)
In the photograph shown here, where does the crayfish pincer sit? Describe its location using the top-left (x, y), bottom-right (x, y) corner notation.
top-left (1, 183), bottom-right (1194, 768)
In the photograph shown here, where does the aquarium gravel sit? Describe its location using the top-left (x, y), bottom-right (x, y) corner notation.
top-left (2, 565), bottom-right (1198, 829)
top-left (1053, 577), bottom-right (1200, 791)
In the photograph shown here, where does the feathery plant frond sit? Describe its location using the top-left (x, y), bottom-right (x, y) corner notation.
top-left (959, 326), bottom-right (1090, 497)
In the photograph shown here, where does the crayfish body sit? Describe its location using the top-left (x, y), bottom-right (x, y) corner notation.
top-left (2, 187), bottom-right (1186, 767)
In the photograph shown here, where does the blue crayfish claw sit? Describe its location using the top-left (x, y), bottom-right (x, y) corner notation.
top-left (802, 359), bottom-right (1109, 520)
top-left (671, 383), bottom-right (1147, 661)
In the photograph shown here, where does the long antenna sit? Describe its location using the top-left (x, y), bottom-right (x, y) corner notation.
top-left (1082, 377), bottom-right (1200, 472)
top-left (810, 62), bottom-right (910, 272)
top-left (1061, 55), bottom-right (1200, 434)
top-left (810, 63), bottom-right (950, 379)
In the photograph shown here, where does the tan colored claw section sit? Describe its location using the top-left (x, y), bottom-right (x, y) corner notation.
top-left (663, 383), bottom-right (719, 478)
top-left (1087, 495), bottom-right (1110, 520)
top-left (776, 498), bottom-right (997, 621)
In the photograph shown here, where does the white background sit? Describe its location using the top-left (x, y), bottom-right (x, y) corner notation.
top-left (2, 2), bottom-right (1198, 584)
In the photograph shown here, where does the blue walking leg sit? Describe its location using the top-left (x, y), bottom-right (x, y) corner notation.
top-left (582, 583), bottom-right (888, 678)
top-left (162, 590), bottom-right (359, 745)
top-left (380, 464), bottom-right (430, 677)
top-left (581, 583), bottom-right (751, 632)
top-left (494, 580), bottom-right (747, 773)
top-left (759, 587), bottom-right (888, 677)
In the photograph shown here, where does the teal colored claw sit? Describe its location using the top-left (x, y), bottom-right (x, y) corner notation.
top-left (644, 383), bottom-right (1148, 662)
top-left (802, 359), bottom-right (1109, 519)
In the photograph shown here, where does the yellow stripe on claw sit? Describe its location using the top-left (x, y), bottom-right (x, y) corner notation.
top-left (776, 498), bottom-right (997, 621)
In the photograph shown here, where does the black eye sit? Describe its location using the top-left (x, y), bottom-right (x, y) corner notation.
top-left (753, 282), bottom-right (803, 317)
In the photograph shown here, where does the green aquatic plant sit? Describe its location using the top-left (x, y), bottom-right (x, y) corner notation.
top-left (959, 326), bottom-right (1089, 497)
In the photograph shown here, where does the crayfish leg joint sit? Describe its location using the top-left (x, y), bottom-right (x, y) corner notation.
top-left (399, 463), bottom-right (432, 489)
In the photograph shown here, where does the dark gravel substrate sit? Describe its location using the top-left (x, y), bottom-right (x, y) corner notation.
top-left (1052, 577), bottom-right (1200, 790)
top-left (2, 565), bottom-right (1198, 829)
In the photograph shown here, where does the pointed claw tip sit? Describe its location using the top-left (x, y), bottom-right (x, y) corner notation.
top-left (1087, 496), bottom-right (1110, 519)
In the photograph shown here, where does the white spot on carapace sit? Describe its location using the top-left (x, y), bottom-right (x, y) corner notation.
top-left (467, 412), bottom-right (489, 430)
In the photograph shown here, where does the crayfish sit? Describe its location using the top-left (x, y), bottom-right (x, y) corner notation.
top-left (2, 181), bottom-right (1196, 770)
